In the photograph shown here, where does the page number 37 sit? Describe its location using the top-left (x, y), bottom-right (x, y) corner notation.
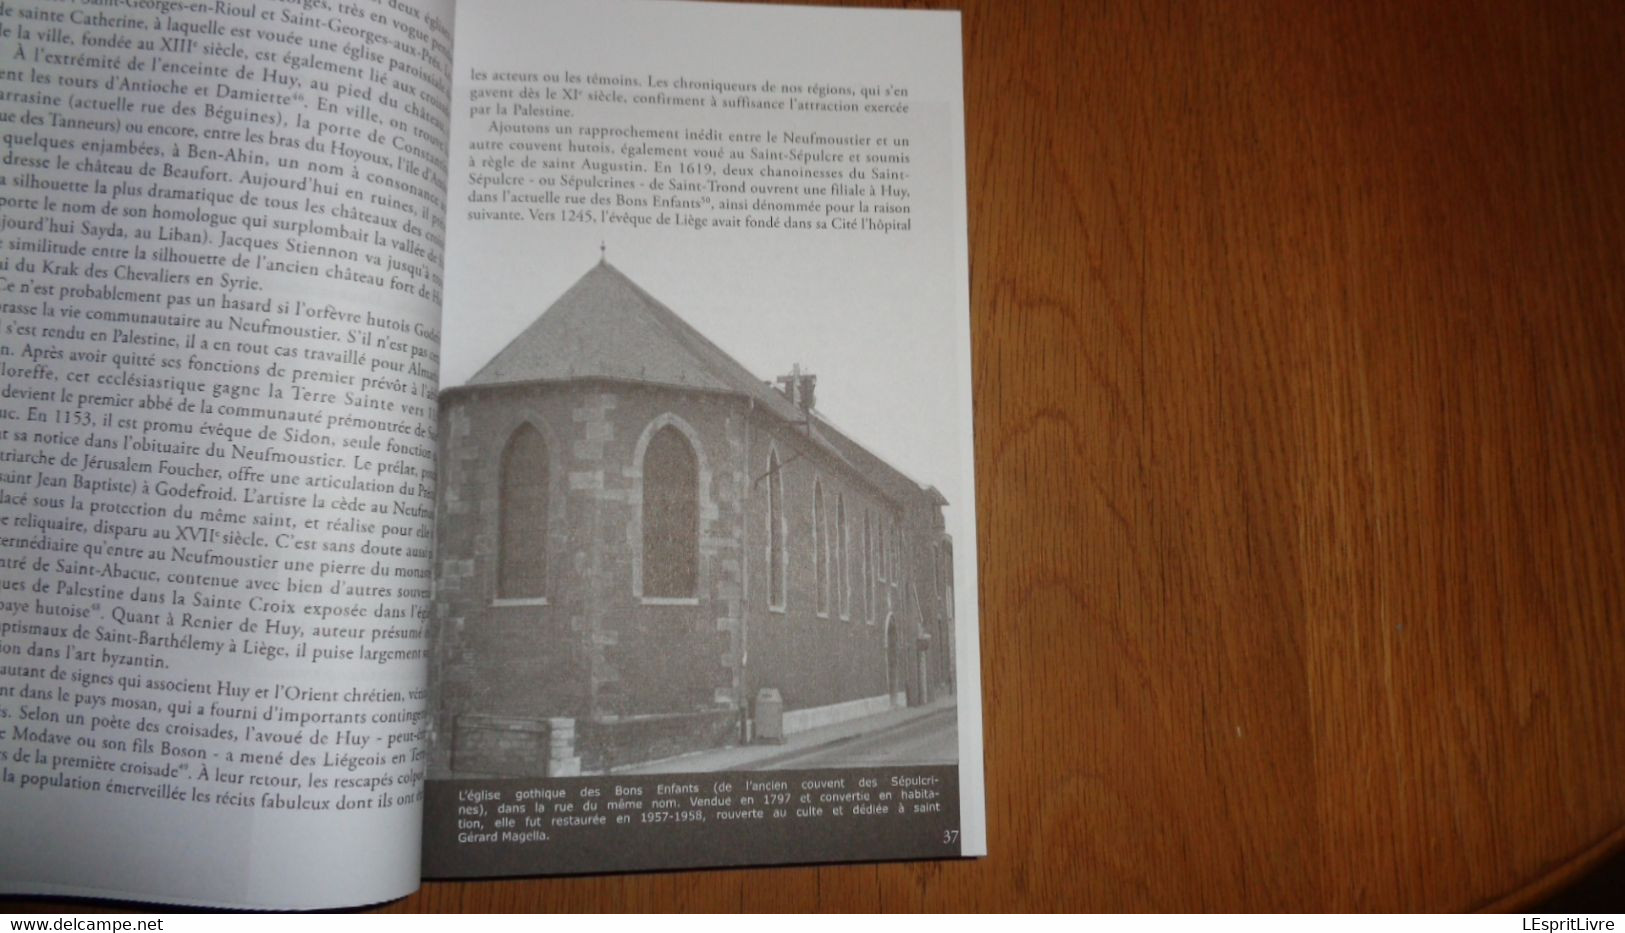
top-left (941, 830), bottom-right (959, 844)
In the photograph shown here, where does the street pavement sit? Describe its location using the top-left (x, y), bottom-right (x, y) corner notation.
top-left (757, 707), bottom-right (957, 769)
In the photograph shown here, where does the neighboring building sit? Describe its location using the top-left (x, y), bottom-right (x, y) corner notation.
top-left (427, 259), bottom-right (956, 777)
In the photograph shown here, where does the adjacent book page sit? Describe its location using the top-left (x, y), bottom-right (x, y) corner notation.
top-left (0, 0), bottom-right (454, 908)
top-left (425, 0), bottom-right (983, 875)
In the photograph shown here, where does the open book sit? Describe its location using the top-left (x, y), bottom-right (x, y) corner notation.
top-left (0, 0), bottom-right (983, 909)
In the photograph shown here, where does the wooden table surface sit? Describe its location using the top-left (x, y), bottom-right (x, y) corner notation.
top-left (394, 0), bottom-right (1625, 911)
top-left (15, 0), bottom-right (1624, 914)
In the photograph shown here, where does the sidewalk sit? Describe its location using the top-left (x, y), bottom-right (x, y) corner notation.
top-left (612, 695), bottom-right (957, 774)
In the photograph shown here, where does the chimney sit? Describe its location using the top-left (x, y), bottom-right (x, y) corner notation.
top-left (775, 363), bottom-right (817, 415)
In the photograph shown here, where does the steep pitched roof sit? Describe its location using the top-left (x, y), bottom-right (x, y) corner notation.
top-left (468, 259), bottom-right (806, 425)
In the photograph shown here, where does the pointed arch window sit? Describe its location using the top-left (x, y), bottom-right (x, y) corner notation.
top-left (498, 425), bottom-right (548, 600)
top-left (767, 449), bottom-right (786, 610)
top-left (642, 425), bottom-right (698, 599)
top-left (896, 526), bottom-right (906, 587)
top-left (933, 542), bottom-right (942, 610)
top-left (813, 480), bottom-right (829, 616)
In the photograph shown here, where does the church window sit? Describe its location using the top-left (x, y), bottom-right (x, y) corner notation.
top-left (837, 494), bottom-right (849, 619)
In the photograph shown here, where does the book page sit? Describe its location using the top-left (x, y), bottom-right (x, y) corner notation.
top-left (424, 0), bottom-right (984, 876)
top-left (0, 0), bottom-right (453, 909)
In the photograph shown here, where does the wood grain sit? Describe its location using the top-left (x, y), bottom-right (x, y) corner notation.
top-left (15, 0), bottom-right (1625, 913)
